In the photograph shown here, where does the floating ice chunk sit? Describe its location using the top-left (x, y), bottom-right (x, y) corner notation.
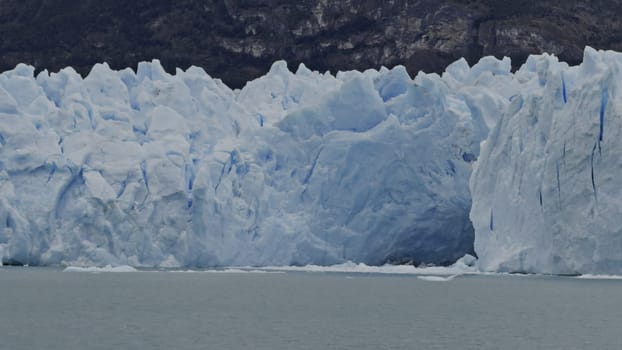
top-left (417, 275), bottom-right (459, 282)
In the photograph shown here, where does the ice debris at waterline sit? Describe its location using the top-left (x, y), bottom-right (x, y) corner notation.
top-left (471, 47), bottom-right (622, 275)
top-left (416, 275), bottom-right (459, 282)
top-left (0, 55), bottom-right (512, 268)
top-left (260, 254), bottom-right (478, 276)
top-left (63, 265), bottom-right (137, 273)
top-left (58, 254), bottom-right (478, 275)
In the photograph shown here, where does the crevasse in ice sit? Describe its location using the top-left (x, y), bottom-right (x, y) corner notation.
top-left (0, 56), bottom-right (512, 267)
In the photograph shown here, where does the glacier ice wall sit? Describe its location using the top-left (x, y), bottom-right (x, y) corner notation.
top-left (471, 47), bottom-right (622, 275)
top-left (0, 56), bottom-right (514, 267)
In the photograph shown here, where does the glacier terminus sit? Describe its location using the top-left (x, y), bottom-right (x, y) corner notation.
top-left (0, 47), bottom-right (621, 275)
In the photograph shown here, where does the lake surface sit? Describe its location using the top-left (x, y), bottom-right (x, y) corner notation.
top-left (1, 267), bottom-right (621, 350)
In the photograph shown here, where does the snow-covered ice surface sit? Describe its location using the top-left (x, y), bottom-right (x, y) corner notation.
top-left (0, 56), bottom-right (515, 268)
top-left (471, 47), bottom-right (622, 275)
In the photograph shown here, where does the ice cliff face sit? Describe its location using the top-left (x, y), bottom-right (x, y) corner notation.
top-left (471, 47), bottom-right (622, 275)
top-left (5, 47), bottom-right (621, 273)
top-left (10, 46), bottom-right (621, 273)
top-left (0, 57), bottom-right (512, 267)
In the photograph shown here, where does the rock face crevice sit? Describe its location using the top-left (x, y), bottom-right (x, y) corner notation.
top-left (1, 0), bottom-right (621, 87)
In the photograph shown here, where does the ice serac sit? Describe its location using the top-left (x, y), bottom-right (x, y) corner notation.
top-left (471, 47), bottom-right (622, 275)
top-left (0, 57), bottom-right (512, 267)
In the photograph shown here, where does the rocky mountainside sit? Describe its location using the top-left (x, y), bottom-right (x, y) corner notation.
top-left (1, 0), bottom-right (621, 87)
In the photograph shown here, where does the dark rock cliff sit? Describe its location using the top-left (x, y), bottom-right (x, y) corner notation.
top-left (1, 0), bottom-right (621, 87)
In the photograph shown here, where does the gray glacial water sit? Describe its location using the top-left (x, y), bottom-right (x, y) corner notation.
top-left (1, 267), bottom-right (621, 350)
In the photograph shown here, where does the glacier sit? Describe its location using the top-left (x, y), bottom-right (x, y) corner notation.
top-left (471, 47), bottom-right (622, 275)
top-left (0, 56), bottom-right (514, 268)
top-left (7, 47), bottom-right (622, 274)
